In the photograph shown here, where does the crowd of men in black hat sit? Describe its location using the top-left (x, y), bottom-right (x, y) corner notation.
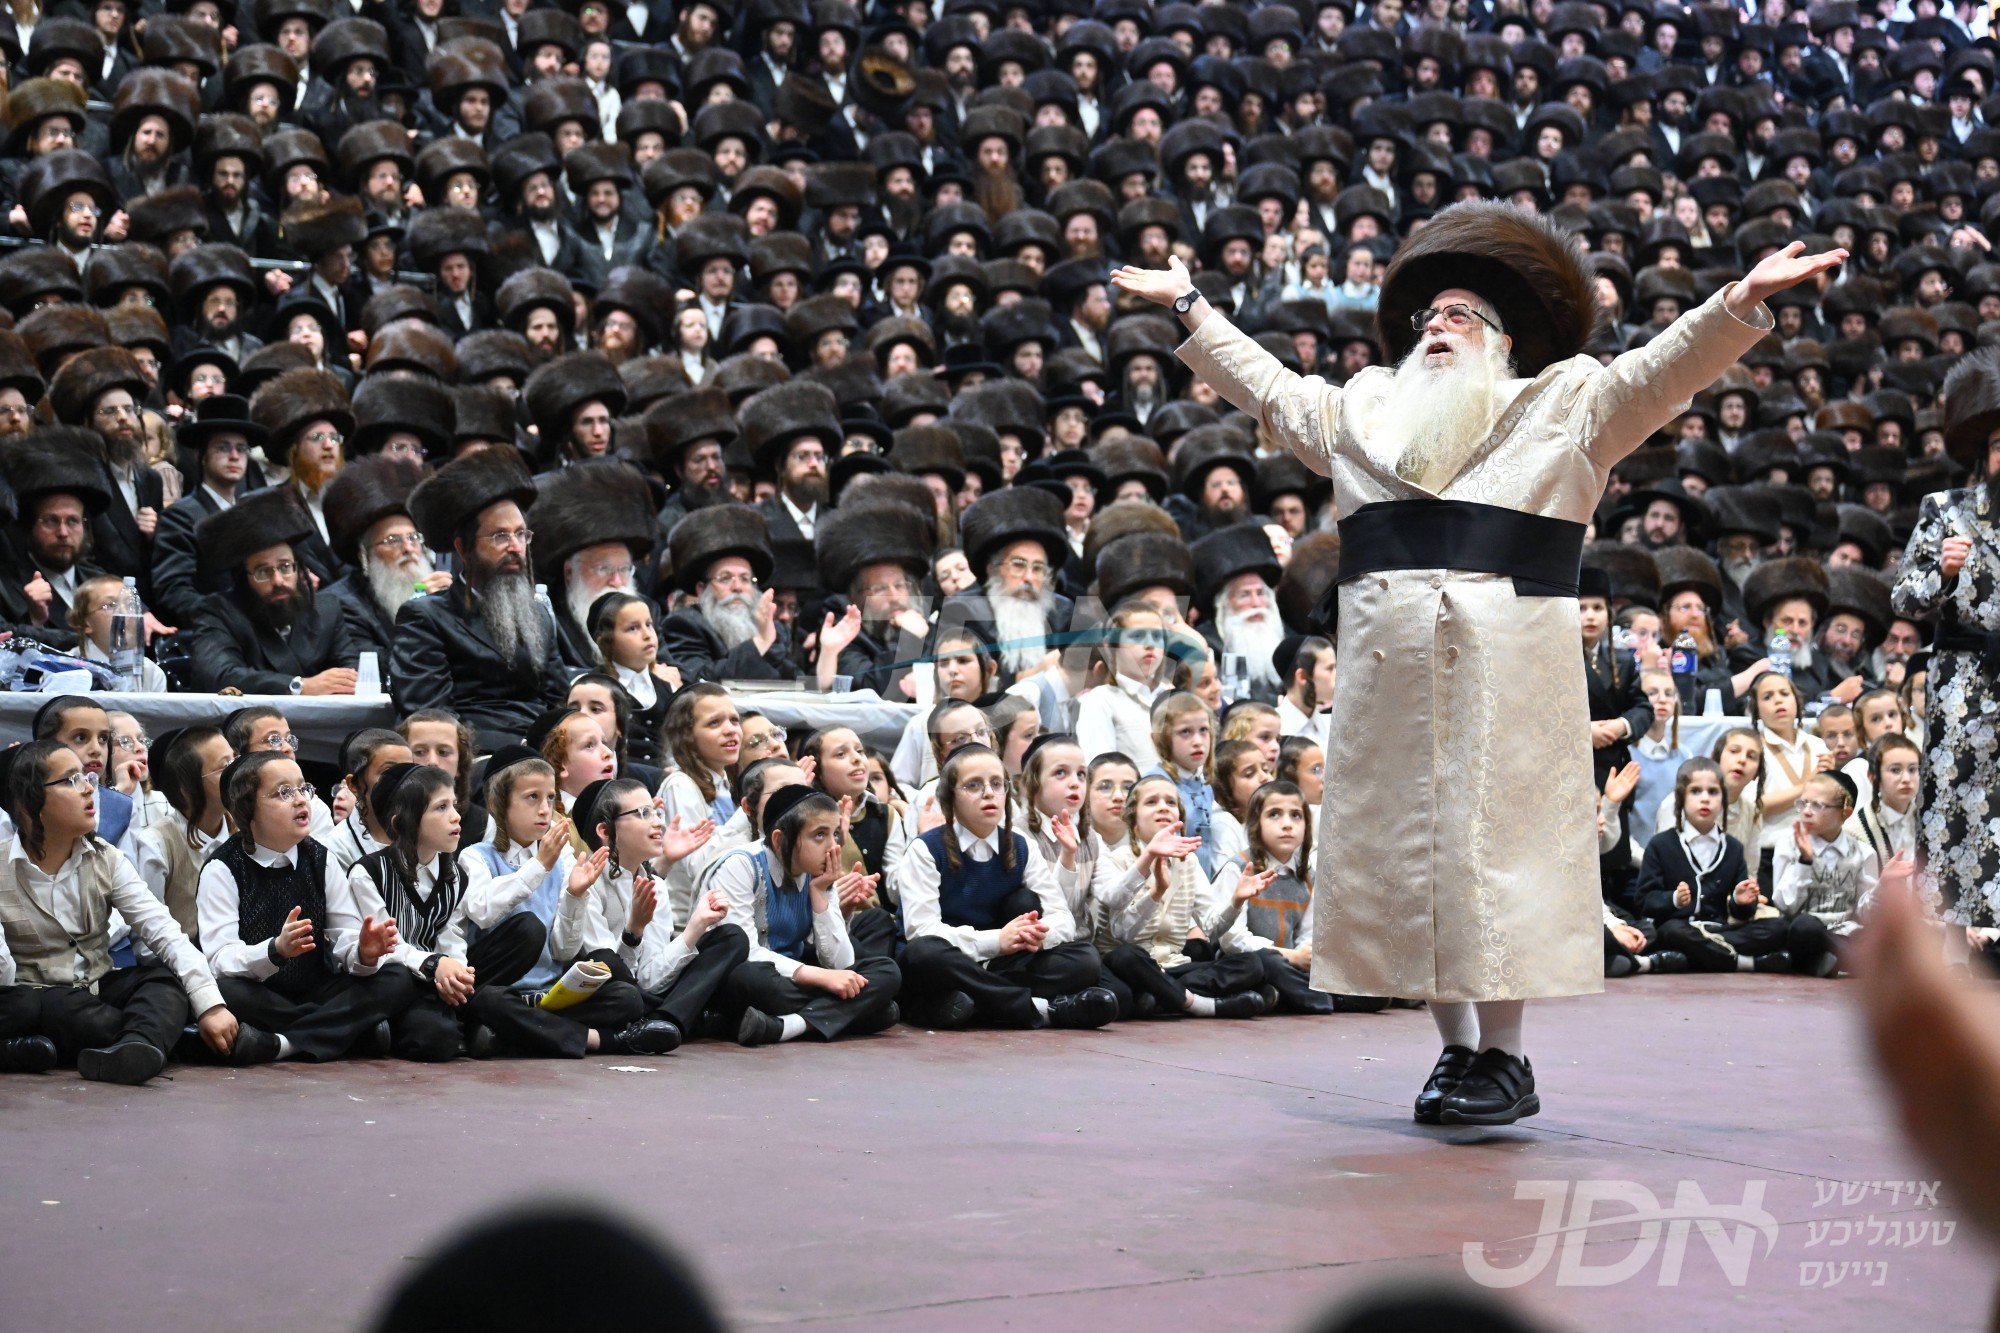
top-left (0, 0), bottom-right (1996, 1080)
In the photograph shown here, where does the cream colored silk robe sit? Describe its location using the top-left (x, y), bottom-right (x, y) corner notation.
top-left (1178, 287), bottom-right (1771, 1001)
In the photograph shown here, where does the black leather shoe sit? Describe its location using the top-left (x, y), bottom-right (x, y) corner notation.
top-left (1413, 1044), bottom-right (1478, 1124)
top-left (1439, 1049), bottom-right (1539, 1126)
top-left (698, 1008), bottom-right (735, 1041)
top-left (1754, 951), bottom-right (1793, 974)
top-left (1647, 950), bottom-right (1691, 974)
top-left (605, 1018), bottom-right (682, 1056)
top-left (849, 1002), bottom-right (900, 1036)
top-left (1209, 990), bottom-right (1269, 1019)
top-left (737, 1007), bottom-right (785, 1047)
top-left (1133, 992), bottom-right (1158, 1018)
top-left (1607, 954), bottom-right (1637, 978)
top-left (922, 991), bottom-right (977, 1030)
top-left (1258, 985), bottom-right (1281, 1012)
top-left (1044, 986), bottom-right (1119, 1030)
top-left (1334, 994), bottom-right (1393, 1013)
top-left (225, 1024), bottom-right (280, 1066)
top-left (467, 1025), bottom-right (502, 1060)
top-left (0, 1035), bottom-right (58, 1073)
top-left (77, 1038), bottom-right (166, 1086)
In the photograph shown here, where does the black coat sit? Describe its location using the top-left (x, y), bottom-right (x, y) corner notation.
top-left (205, 199), bottom-right (281, 259)
top-left (1635, 828), bottom-right (1758, 926)
top-left (148, 487), bottom-right (232, 629)
top-left (0, 528), bottom-right (95, 650)
top-left (91, 461), bottom-right (164, 591)
top-left (188, 586), bottom-right (358, 694)
top-left (390, 580), bottom-right (570, 751)
top-left (1585, 641), bottom-right (1653, 779)
top-left (322, 568), bottom-right (397, 669)
top-left (494, 216), bottom-right (609, 290)
top-left (755, 494), bottom-right (817, 545)
top-left (661, 607), bottom-right (797, 684)
top-left (437, 290), bottom-right (498, 340)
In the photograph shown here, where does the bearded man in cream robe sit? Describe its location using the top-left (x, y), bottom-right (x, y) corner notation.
top-left (1114, 203), bottom-right (1844, 1128)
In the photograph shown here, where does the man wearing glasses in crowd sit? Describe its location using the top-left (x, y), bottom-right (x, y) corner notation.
top-left (392, 450), bottom-right (569, 751)
top-left (189, 487), bottom-right (358, 697)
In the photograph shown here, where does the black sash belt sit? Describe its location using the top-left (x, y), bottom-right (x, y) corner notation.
top-left (1934, 622), bottom-right (2000, 676)
top-left (1315, 499), bottom-right (1587, 633)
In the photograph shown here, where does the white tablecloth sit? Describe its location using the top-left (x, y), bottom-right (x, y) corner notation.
top-left (722, 689), bottom-right (921, 755)
top-left (0, 692), bottom-right (396, 763)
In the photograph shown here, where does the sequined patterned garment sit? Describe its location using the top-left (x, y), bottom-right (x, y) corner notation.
top-left (1891, 486), bottom-right (2000, 929)
top-left (1178, 289), bottom-right (1772, 1002)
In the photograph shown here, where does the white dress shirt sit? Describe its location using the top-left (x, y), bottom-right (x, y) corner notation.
top-left (781, 492), bottom-right (818, 539)
top-left (196, 838), bottom-right (378, 978)
top-left (708, 841), bottom-right (852, 977)
top-left (894, 823), bottom-right (1072, 961)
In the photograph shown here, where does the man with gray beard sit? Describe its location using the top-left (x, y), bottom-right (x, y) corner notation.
top-left (661, 504), bottom-right (799, 684)
top-left (1118, 202), bottom-right (1841, 1128)
top-left (1191, 524), bottom-right (1290, 701)
top-left (531, 460), bottom-right (663, 671)
top-left (323, 455), bottom-right (449, 681)
top-left (395, 450), bottom-right (568, 751)
top-left (934, 488), bottom-right (1074, 679)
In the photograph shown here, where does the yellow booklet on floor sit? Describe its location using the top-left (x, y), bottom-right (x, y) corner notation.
top-left (539, 959), bottom-right (612, 1011)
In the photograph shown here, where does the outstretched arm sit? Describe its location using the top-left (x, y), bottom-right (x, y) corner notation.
top-left (1113, 256), bottom-right (1340, 471)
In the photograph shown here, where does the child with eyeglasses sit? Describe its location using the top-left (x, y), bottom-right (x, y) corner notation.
top-left (1771, 772), bottom-right (1881, 978)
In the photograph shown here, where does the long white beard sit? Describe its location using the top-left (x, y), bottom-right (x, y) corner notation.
top-left (985, 576), bottom-right (1053, 674)
top-left (1386, 330), bottom-right (1511, 491)
top-left (701, 585), bottom-right (759, 650)
top-left (1218, 600), bottom-right (1284, 689)
top-left (482, 571), bottom-right (549, 665)
top-left (365, 550), bottom-right (434, 622)
top-left (1722, 555), bottom-right (1759, 587)
top-left (567, 580), bottom-right (603, 636)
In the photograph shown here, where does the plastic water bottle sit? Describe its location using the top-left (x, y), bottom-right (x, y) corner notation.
top-left (1767, 632), bottom-right (1793, 680)
top-left (534, 582), bottom-right (555, 627)
top-left (354, 651), bottom-right (382, 699)
top-left (1670, 630), bottom-right (1699, 713)
top-left (109, 577), bottom-right (146, 691)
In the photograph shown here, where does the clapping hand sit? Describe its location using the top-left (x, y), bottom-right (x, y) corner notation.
top-left (358, 914), bottom-right (400, 967)
top-left (567, 846), bottom-right (610, 897)
top-left (1793, 819), bottom-right (1815, 862)
top-left (686, 887), bottom-right (729, 936)
top-left (1234, 866), bottom-right (1278, 904)
top-left (1673, 880), bottom-right (1693, 909)
top-left (1733, 878), bottom-right (1762, 907)
top-left (1603, 761), bottom-right (1641, 806)
top-left (1050, 808), bottom-right (1080, 863)
top-left (274, 905), bottom-right (316, 958)
top-left (660, 812), bottom-right (716, 862)
top-left (536, 817), bottom-right (573, 871)
top-left (626, 874), bottom-right (659, 937)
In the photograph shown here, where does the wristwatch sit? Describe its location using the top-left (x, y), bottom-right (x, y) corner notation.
top-left (288, 676), bottom-right (303, 695)
top-left (418, 954), bottom-right (441, 983)
top-left (1173, 289), bottom-right (1201, 315)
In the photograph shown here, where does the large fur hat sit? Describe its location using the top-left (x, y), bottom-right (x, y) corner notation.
top-left (414, 137), bottom-right (492, 209)
top-left (359, 286), bottom-right (442, 338)
top-left (48, 346), bottom-right (148, 427)
top-left (1827, 564), bottom-right (1893, 642)
top-left (531, 459), bottom-right (656, 582)
top-left (1582, 542), bottom-right (1661, 609)
top-left (880, 370), bottom-right (950, 428)
top-left (427, 36), bottom-right (510, 108)
top-left (310, 16), bottom-right (390, 80)
top-left (1834, 503), bottom-right (1894, 568)
top-left (104, 304), bottom-right (169, 359)
top-left (490, 132), bottom-right (562, 203)
top-left (0, 249), bottom-right (83, 318)
top-left (887, 424), bottom-right (966, 492)
top-left (3, 427), bottom-right (111, 515)
top-left (407, 446), bottom-right (537, 553)
top-left (141, 14), bottom-right (223, 77)
top-left (19, 150), bottom-right (114, 240)
top-left (1191, 522), bottom-right (1283, 616)
top-left (260, 127), bottom-right (331, 198)
top-left (522, 76), bottom-right (601, 138)
top-left (495, 268), bottom-right (576, 341)
top-left (958, 485), bottom-right (1069, 577)
top-left (111, 67), bottom-right (202, 151)
top-left (1376, 199), bottom-right (1597, 376)
top-left (365, 319), bottom-right (456, 380)
top-left (323, 453), bottom-right (425, 565)
top-left (351, 375), bottom-right (455, 460)
top-left (1276, 530), bottom-right (1341, 634)
top-left (125, 186), bottom-right (210, 248)
top-left (515, 7), bottom-right (582, 59)
top-left (1171, 423), bottom-right (1258, 500)
top-left (1097, 528), bottom-right (1196, 608)
top-left (453, 385), bottom-right (518, 447)
top-left (407, 206), bottom-right (490, 274)
top-left (815, 494), bottom-right (936, 593)
top-left (668, 503), bottom-right (774, 593)
top-left (281, 193), bottom-right (367, 260)
top-left (457, 329), bottom-right (535, 387)
top-left (1652, 545), bottom-right (1725, 612)
top-left (564, 140), bottom-right (635, 194)
top-left (1942, 344), bottom-right (2000, 471)
top-left (739, 380), bottom-right (842, 474)
top-left (4, 78), bottom-right (86, 156)
top-left (591, 267), bottom-right (676, 347)
top-left (950, 378), bottom-right (1046, 449)
top-left (169, 242), bottom-right (257, 314)
top-left (195, 112), bottom-right (266, 178)
top-left (1741, 555), bottom-right (1830, 627)
top-left (1702, 484), bottom-right (1785, 546)
top-left (249, 366), bottom-right (353, 466)
top-left (653, 386), bottom-right (738, 469)
top-left (25, 17), bottom-right (104, 75)
top-left (196, 484), bottom-right (317, 577)
top-left (523, 351), bottom-right (627, 440)
top-left (336, 119), bottom-right (415, 189)
top-left (1081, 496), bottom-right (1180, 577)
top-left (0, 330), bottom-right (46, 403)
top-left (18, 305), bottom-right (110, 376)
top-left (674, 214), bottom-right (753, 277)
top-left (225, 44), bottom-right (303, 105)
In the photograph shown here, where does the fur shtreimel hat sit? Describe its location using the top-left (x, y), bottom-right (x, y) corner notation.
top-left (530, 459), bottom-right (657, 584)
top-left (1652, 545), bottom-right (1725, 613)
top-left (739, 380), bottom-right (841, 475)
top-left (957, 485), bottom-right (1069, 578)
top-left (1096, 530), bottom-right (1196, 609)
top-left (1376, 199), bottom-right (1597, 377)
top-left (350, 375), bottom-right (455, 460)
top-left (196, 484), bottom-right (317, 577)
top-left (249, 366), bottom-right (353, 467)
top-left (522, 352), bottom-right (628, 444)
top-left (323, 453), bottom-right (424, 565)
top-left (1942, 345), bottom-right (2000, 471)
top-left (47, 345), bottom-right (148, 427)
top-left (407, 446), bottom-right (538, 554)
top-left (815, 495), bottom-right (936, 595)
top-left (2, 427), bottom-right (111, 515)
top-left (668, 503), bottom-right (774, 594)
top-left (1741, 555), bottom-right (1830, 628)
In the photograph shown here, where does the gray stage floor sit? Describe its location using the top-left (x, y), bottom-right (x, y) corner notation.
top-left (2, 972), bottom-right (1991, 1331)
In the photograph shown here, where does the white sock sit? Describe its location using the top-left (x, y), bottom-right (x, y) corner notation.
top-left (1736, 955), bottom-right (1756, 972)
top-left (1430, 1000), bottom-right (1478, 1050)
top-left (1634, 955), bottom-right (1654, 973)
top-left (275, 1034), bottom-right (296, 1060)
top-left (1475, 1000), bottom-right (1525, 1057)
top-left (779, 1014), bottom-right (809, 1042)
top-left (1186, 993), bottom-right (1217, 1016)
top-left (1032, 997), bottom-right (1051, 1019)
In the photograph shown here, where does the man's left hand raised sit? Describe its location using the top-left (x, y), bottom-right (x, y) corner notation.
top-left (1728, 242), bottom-right (1848, 321)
